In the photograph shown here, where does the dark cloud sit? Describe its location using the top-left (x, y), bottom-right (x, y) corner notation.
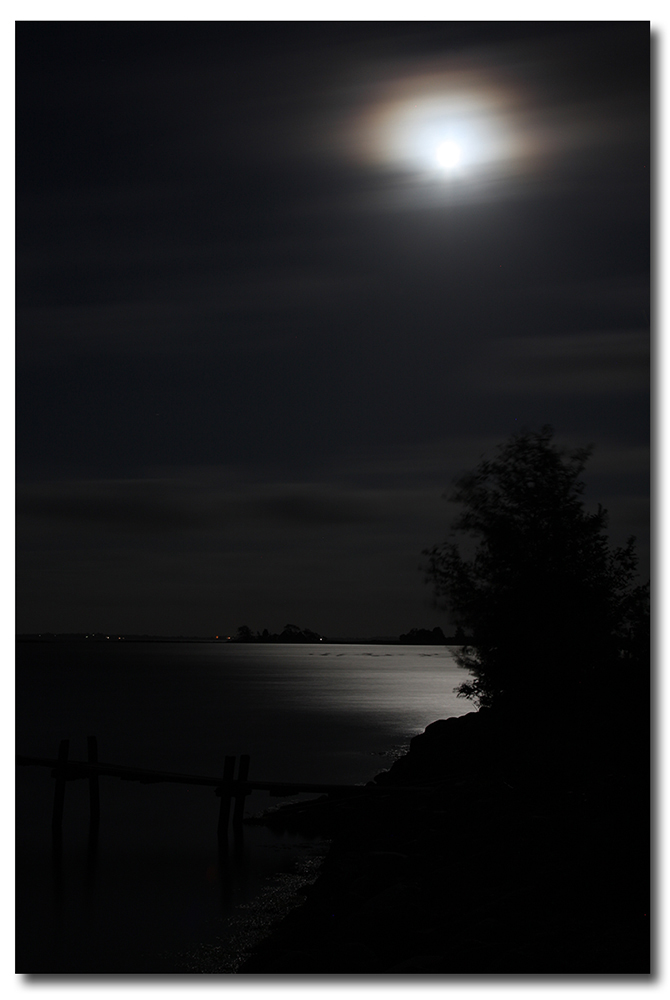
top-left (17, 478), bottom-right (384, 535)
top-left (246, 489), bottom-right (381, 527)
top-left (17, 481), bottom-right (203, 532)
top-left (481, 330), bottom-right (650, 395)
top-left (15, 21), bottom-right (650, 634)
top-left (15, 467), bottom-right (449, 635)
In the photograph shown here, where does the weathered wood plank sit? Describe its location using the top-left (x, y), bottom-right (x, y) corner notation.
top-left (218, 755), bottom-right (235, 841)
top-left (87, 736), bottom-right (100, 831)
top-left (18, 753), bottom-right (437, 796)
top-left (51, 740), bottom-right (69, 839)
top-left (233, 754), bottom-right (250, 827)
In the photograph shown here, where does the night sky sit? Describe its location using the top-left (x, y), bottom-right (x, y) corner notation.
top-left (15, 21), bottom-right (650, 638)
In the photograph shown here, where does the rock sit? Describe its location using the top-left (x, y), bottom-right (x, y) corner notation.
top-left (326, 941), bottom-right (380, 973)
top-left (241, 948), bottom-right (325, 973)
top-left (384, 953), bottom-right (447, 973)
top-left (364, 850), bottom-right (410, 871)
top-left (348, 882), bottom-right (423, 938)
top-left (237, 709), bottom-right (649, 974)
top-left (374, 710), bottom-right (498, 786)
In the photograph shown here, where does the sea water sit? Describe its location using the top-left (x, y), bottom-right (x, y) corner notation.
top-left (15, 641), bottom-right (469, 973)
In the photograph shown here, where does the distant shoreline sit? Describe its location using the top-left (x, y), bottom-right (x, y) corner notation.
top-left (16, 634), bottom-right (468, 645)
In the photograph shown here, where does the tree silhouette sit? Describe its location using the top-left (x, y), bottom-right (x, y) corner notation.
top-left (424, 426), bottom-right (649, 716)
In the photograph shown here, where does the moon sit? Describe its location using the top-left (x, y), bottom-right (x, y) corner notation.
top-left (435, 138), bottom-right (462, 170)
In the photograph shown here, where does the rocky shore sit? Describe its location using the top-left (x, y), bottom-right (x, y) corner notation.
top-left (237, 708), bottom-right (650, 974)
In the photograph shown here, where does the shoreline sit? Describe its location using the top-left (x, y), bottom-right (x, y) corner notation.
top-left (233, 709), bottom-right (650, 974)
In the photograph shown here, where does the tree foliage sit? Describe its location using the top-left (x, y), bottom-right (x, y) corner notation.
top-left (424, 427), bottom-right (649, 713)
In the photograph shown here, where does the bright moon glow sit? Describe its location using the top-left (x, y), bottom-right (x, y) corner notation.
top-left (436, 139), bottom-right (462, 170)
top-left (360, 75), bottom-right (529, 185)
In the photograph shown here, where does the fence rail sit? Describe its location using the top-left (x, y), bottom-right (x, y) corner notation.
top-left (16, 752), bottom-right (374, 795)
top-left (17, 736), bottom-right (431, 850)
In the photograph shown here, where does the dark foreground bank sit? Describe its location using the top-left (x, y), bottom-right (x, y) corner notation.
top-left (236, 708), bottom-right (650, 974)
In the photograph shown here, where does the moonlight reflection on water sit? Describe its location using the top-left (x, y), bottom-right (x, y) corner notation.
top-left (16, 642), bottom-right (469, 972)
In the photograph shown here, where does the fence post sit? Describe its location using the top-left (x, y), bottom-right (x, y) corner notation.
top-left (217, 756), bottom-right (236, 845)
top-left (51, 739), bottom-right (69, 840)
top-left (87, 736), bottom-right (100, 833)
top-left (233, 754), bottom-right (250, 829)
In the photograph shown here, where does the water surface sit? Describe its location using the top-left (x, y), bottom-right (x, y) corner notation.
top-left (16, 641), bottom-right (468, 972)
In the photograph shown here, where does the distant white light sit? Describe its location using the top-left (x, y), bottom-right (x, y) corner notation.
top-left (435, 139), bottom-right (462, 170)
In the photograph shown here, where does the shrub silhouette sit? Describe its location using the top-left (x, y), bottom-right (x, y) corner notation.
top-left (424, 426), bottom-right (649, 716)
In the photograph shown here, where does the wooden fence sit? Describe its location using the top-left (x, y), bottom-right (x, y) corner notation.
top-left (17, 736), bottom-right (419, 848)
